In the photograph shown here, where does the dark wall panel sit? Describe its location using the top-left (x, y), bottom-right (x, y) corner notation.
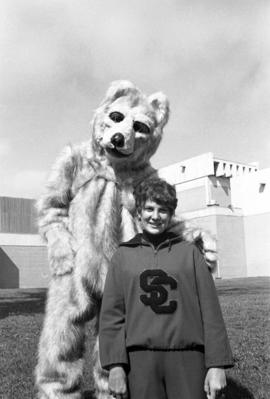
top-left (0, 248), bottom-right (19, 288)
top-left (0, 197), bottom-right (38, 234)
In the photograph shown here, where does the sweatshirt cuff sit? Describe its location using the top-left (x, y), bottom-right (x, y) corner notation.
top-left (205, 359), bottom-right (235, 369)
top-left (101, 358), bottom-right (129, 371)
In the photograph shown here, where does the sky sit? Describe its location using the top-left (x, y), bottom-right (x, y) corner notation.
top-left (1, 0), bottom-right (270, 199)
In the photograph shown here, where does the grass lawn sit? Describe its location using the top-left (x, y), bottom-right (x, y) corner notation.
top-left (0, 277), bottom-right (269, 399)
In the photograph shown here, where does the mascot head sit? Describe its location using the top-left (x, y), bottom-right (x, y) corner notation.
top-left (91, 80), bottom-right (170, 167)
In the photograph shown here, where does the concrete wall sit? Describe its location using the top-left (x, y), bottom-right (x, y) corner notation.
top-left (0, 234), bottom-right (50, 288)
top-left (0, 198), bottom-right (50, 288)
top-left (0, 245), bottom-right (49, 288)
top-left (231, 168), bottom-right (270, 214)
top-left (244, 212), bottom-right (270, 276)
top-left (215, 214), bottom-right (247, 278)
top-left (159, 152), bottom-right (214, 185)
top-left (174, 177), bottom-right (208, 213)
top-left (176, 186), bottom-right (206, 213)
top-left (179, 207), bottom-right (247, 279)
top-left (208, 177), bottom-right (231, 207)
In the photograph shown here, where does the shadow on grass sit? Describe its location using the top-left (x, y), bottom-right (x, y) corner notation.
top-left (216, 277), bottom-right (270, 297)
top-left (217, 286), bottom-right (269, 296)
top-left (0, 289), bottom-right (47, 319)
top-left (226, 377), bottom-right (254, 399)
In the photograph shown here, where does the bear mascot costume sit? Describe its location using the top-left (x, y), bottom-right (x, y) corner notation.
top-left (35, 80), bottom-right (216, 399)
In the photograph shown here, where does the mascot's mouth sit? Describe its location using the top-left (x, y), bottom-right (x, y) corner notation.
top-left (105, 147), bottom-right (132, 158)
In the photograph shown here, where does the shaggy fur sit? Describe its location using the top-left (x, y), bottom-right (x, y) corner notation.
top-left (35, 81), bottom-right (216, 399)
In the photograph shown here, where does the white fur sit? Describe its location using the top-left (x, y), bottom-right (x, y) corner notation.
top-left (35, 81), bottom-right (216, 399)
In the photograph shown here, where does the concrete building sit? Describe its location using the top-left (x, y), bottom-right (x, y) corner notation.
top-left (0, 153), bottom-right (269, 287)
top-left (159, 153), bottom-right (269, 278)
top-left (0, 197), bottom-right (49, 288)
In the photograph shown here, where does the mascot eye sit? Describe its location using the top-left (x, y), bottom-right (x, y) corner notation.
top-left (133, 121), bottom-right (150, 134)
top-left (109, 111), bottom-right (125, 123)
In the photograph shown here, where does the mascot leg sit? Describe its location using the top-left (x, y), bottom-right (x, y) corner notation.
top-left (36, 275), bottom-right (87, 399)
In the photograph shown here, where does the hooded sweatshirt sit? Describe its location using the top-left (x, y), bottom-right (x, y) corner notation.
top-left (99, 232), bottom-right (234, 370)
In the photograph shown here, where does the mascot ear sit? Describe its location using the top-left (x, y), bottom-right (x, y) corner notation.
top-left (148, 92), bottom-right (170, 128)
top-left (102, 80), bottom-right (139, 105)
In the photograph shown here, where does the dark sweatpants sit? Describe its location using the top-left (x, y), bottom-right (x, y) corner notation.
top-left (127, 350), bottom-right (207, 399)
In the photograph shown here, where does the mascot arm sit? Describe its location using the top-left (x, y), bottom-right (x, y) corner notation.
top-left (170, 218), bottom-right (217, 272)
top-left (37, 145), bottom-right (77, 276)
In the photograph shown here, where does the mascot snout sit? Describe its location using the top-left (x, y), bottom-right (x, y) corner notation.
top-left (111, 133), bottom-right (125, 148)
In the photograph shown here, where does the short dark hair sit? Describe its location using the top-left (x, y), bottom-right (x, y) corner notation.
top-left (134, 177), bottom-right (178, 215)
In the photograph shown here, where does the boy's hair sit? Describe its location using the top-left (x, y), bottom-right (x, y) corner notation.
top-left (134, 177), bottom-right (178, 215)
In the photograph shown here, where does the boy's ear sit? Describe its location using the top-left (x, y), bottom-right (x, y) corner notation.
top-left (101, 80), bottom-right (139, 105)
top-left (148, 92), bottom-right (170, 128)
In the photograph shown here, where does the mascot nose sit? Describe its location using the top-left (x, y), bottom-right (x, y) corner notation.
top-left (111, 133), bottom-right (125, 148)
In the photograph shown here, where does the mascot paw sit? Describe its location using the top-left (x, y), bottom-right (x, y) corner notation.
top-left (48, 236), bottom-right (75, 276)
top-left (204, 249), bottom-right (218, 271)
top-left (50, 257), bottom-right (74, 276)
top-left (184, 228), bottom-right (218, 272)
top-left (197, 230), bottom-right (218, 271)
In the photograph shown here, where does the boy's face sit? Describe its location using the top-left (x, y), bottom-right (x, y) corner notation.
top-left (139, 200), bottom-right (172, 235)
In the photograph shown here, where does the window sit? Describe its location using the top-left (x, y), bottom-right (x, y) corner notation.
top-left (259, 183), bottom-right (266, 193)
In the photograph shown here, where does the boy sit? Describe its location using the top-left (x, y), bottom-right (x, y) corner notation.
top-left (99, 178), bottom-right (234, 399)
